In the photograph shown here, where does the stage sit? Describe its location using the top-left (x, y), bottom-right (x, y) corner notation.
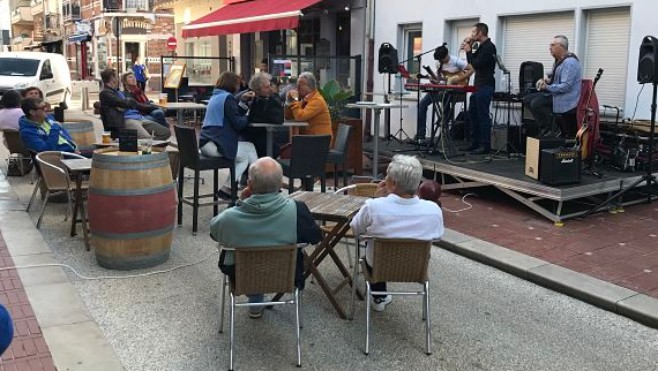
top-left (364, 137), bottom-right (658, 224)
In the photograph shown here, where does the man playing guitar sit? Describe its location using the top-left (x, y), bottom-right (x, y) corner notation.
top-left (414, 43), bottom-right (473, 145)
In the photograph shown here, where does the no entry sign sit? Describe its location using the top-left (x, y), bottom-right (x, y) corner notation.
top-left (167, 37), bottom-right (177, 50)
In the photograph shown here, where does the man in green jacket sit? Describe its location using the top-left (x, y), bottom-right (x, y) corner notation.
top-left (210, 157), bottom-right (321, 318)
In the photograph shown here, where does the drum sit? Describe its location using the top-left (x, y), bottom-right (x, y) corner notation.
top-left (61, 121), bottom-right (96, 153)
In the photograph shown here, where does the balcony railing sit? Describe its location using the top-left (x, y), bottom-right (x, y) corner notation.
top-left (102, 0), bottom-right (150, 12)
top-left (62, 1), bottom-right (82, 22)
top-left (11, 6), bottom-right (34, 24)
top-left (45, 14), bottom-right (61, 30)
top-left (30, 0), bottom-right (44, 15)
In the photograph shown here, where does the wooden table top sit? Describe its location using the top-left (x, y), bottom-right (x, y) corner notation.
top-left (94, 140), bottom-right (170, 148)
top-left (155, 102), bottom-right (208, 110)
top-left (289, 191), bottom-right (368, 221)
top-left (250, 121), bottom-right (309, 128)
top-left (60, 158), bottom-right (92, 172)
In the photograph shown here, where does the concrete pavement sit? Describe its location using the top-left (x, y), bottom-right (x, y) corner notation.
top-left (0, 104), bottom-right (656, 370)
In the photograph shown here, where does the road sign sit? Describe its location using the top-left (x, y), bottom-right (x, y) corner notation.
top-left (167, 37), bottom-right (177, 50)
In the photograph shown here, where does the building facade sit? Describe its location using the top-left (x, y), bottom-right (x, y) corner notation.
top-left (370, 0), bottom-right (657, 137)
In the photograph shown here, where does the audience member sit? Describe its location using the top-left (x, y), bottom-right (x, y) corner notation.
top-left (240, 72), bottom-right (286, 157)
top-left (284, 72), bottom-right (333, 141)
top-left (98, 68), bottom-right (171, 140)
top-left (199, 71), bottom-right (258, 200)
top-left (351, 155), bottom-right (444, 312)
top-left (210, 157), bottom-right (322, 318)
top-left (121, 71), bottom-right (168, 127)
top-left (19, 97), bottom-right (77, 153)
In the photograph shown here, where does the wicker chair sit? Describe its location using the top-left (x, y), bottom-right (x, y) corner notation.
top-left (218, 244), bottom-right (301, 370)
top-left (355, 238), bottom-right (433, 355)
top-left (2, 129), bottom-right (31, 176)
top-left (34, 151), bottom-right (88, 229)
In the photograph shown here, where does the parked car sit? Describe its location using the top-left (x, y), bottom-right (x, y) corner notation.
top-left (0, 52), bottom-right (71, 106)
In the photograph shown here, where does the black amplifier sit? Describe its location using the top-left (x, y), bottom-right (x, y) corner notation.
top-left (540, 148), bottom-right (581, 185)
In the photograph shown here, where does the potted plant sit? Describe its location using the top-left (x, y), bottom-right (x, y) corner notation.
top-left (318, 79), bottom-right (353, 122)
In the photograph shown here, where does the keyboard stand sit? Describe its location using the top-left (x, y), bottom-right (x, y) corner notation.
top-left (427, 90), bottom-right (464, 158)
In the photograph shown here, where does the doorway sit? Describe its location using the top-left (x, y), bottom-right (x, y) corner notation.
top-left (125, 42), bottom-right (140, 71)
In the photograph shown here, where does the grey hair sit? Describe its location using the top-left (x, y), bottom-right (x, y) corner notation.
top-left (298, 72), bottom-right (317, 90)
top-left (553, 35), bottom-right (569, 50)
top-left (386, 155), bottom-right (423, 195)
top-left (248, 72), bottom-right (273, 92)
top-left (248, 157), bottom-right (283, 194)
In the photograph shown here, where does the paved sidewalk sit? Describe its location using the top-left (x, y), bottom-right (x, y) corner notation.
top-left (438, 189), bottom-right (658, 327)
top-left (0, 234), bottom-right (56, 371)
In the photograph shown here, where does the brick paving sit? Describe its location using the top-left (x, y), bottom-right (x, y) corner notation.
top-left (441, 189), bottom-right (658, 299)
top-left (0, 234), bottom-right (56, 371)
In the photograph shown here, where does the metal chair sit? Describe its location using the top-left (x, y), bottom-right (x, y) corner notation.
top-left (278, 135), bottom-right (331, 193)
top-left (218, 244), bottom-right (302, 370)
top-left (34, 151), bottom-right (88, 229)
top-left (173, 125), bottom-right (236, 235)
top-left (326, 124), bottom-right (353, 189)
top-left (354, 238), bottom-right (434, 355)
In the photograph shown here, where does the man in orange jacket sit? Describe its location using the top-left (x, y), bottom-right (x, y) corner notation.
top-left (284, 72), bottom-right (333, 144)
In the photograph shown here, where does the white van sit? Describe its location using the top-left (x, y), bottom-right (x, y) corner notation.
top-left (0, 52), bottom-right (71, 106)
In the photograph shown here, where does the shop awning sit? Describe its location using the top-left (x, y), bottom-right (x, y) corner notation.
top-left (182, 0), bottom-right (323, 38)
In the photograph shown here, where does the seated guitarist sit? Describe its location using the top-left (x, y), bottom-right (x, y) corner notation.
top-left (535, 35), bottom-right (582, 138)
top-left (414, 43), bottom-right (473, 145)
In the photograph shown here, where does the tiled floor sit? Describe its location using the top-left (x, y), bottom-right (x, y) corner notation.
top-left (440, 189), bottom-right (658, 298)
top-left (0, 234), bottom-right (56, 371)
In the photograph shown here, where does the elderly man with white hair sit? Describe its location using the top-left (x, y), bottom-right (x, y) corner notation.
top-left (284, 72), bottom-right (333, 141)
top-left (239, 72), bottom-right (286, 158)
top-left (350, 155), bottom-right (444, 312)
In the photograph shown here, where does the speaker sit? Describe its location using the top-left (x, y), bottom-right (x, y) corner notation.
top-left (519, 61), bottom-right (544, 95)
top-left (378, 43), bottom-right (398, 74)
top-left (638, 35), bottom-right (658, 84)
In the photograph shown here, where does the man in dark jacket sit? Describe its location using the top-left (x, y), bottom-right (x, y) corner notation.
top-left (463, 22), bottom-right (496, 154)
top-left (239, 72), bottom-right (286, 157)
top-left (98, 68), bottom-right (170, 140)
top-left (211, 157), bottom-right (321, 318)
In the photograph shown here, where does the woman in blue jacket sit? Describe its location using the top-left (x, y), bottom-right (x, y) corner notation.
top-left (19, 97), bottom-right (77, 154)
top-left (199, 71), bottom-right (258, 199)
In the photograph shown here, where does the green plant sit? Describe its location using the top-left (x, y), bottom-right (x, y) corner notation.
top-left (318, 79), bottom-right (353, 121)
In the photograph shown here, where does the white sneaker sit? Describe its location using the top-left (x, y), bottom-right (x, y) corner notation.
top-left (371, 295), bottom-right (393, 312)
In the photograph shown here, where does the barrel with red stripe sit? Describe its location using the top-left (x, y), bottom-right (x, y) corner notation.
top-left (87, 149), bottom-right (177, 270)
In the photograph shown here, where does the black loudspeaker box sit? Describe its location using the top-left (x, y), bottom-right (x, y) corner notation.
top-left (638, 35), bottom-right (658, 84)
top-left (540, 148), bottom-right (581, 185)
top-left (378, 43), bottom-right (398, 74)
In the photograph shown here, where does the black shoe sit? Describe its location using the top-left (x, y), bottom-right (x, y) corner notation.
top-left (470, 147), bottom-right (491, 155)
top-left (413, 137), bottom-right (428, 146)
top-left (216, 189), bottom-right (233, 200)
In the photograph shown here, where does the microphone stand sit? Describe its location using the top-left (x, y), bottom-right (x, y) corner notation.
top-left (495, 55), bottom-right (518, 158)
top-left (390, 47), bottom-right (438, 155)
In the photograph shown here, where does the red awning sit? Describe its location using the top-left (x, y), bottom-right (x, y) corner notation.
top-left (182, 0), bottom-right (323, 38)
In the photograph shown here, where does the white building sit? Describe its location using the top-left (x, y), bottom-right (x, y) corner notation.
top-left (369, 0), bottom-right (656, 137)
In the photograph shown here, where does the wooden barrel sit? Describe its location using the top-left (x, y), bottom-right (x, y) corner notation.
top-left (87, 149), bottom-right (177, 270)
top-left (61, 121), bottom-right (96, 152)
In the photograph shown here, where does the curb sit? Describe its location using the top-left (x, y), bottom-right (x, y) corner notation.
top-left (0, 174), bottom-right (125, 370)
top-left (438, 228), bottom-right (658, 329)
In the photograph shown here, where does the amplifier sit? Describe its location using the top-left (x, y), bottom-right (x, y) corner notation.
top-left (540, 148), bottom-right (581, 185)
top-left (525, 137), bottom-right (566, 179)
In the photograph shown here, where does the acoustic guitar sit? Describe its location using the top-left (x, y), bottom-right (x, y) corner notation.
top-left (423, 65), bottom-right (469, 87)
top-left (575, 68), bottom-right (603, 161)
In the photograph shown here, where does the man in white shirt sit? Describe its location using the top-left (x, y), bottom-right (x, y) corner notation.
top-left (350, 155), bottom-right (444, 311)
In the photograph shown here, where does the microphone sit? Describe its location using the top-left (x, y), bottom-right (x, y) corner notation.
top-left (494, 54), bottom-right (510, 74)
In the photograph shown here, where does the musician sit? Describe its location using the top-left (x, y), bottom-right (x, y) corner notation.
top-left (414, 43), bottom-right (473, 145)
top-left (535, 35), bottom-right (582, 138)
top-left (463, 23), bottom-right (496, 154)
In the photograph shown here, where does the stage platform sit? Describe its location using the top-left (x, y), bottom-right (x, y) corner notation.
top-left (364, 137), bottom-right (658, 224)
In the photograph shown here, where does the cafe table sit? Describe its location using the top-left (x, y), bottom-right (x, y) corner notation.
top-left (156, 102), bottom-right (208, 127)
top-left (60, 158), bottom-right (92, 251)
top-left (287, 190), bottom-right (369, 319)
top-left (249, 121), bottom-right (309, 157)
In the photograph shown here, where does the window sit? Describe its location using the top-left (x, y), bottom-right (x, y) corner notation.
top-left (401, 25), bottom-right (422, 80)
top-left (0, 58), bottom-right (40, 76)
top-left (40, 60), bottom-right (52, 79)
